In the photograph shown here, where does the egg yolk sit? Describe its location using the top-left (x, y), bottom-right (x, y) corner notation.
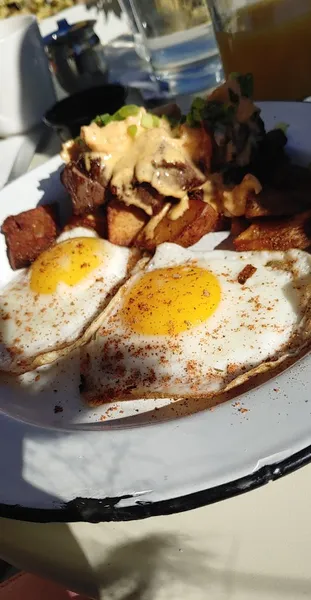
top-left (122, 264), bottom-right (221, 335)
top-left (30, 238), bottom-right (105, 294)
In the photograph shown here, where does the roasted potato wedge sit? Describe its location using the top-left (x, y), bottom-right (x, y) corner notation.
top-left (107, 199), bottom-right (148, 246)
top-left (134, 198), bottom-right (218, 250)
top-left (233, 210), bottom-right (311, 251)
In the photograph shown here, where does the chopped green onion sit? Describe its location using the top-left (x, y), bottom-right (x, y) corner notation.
top-left (127, 124), bottom-right (138, 138)
top-left (274, 122), bottom-right (289, 134)
top-left (112, 104), bottom-right (140, 121)
top-left (92, 105), bottom-right (140, 127)
top-left (111, 111), bottom-right (124, 121)
top-left (119, 104), bottom-right (140, 118)
top-left (93, 113), bottom-right (111, 127)
top-left (141, 113), bottom-right (154, 129)
top-left (152, 115), bottom-right (161, 127)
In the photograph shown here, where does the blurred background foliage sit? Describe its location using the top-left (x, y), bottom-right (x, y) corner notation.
top-left (0, 0), bottom-right (78, 19)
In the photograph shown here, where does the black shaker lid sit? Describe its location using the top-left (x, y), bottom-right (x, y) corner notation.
top-left (43, 18), bottom-right (97, 47)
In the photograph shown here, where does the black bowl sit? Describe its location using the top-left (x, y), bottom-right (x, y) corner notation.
top-left (43, 84), bottom-right (127, 141)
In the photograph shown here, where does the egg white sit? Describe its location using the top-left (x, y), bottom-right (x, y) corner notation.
top-left (0, 227), bottom-right (140, 374)
top-left (80, 243), bottom-right (311, 405)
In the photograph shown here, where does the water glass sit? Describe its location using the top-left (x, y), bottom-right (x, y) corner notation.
top-left (118, 0), bottom-right (223, 96)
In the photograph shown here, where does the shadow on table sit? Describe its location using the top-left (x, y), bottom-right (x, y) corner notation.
top-left (86, 533), bottom-right (311, 600)
top-left (0, 421), bottom-right (100, 597)
top-left (74, 532), bottom-right (311, 600)
top-left (2, 515), bottom-right (311, 599)
top-left (93, 533), bottom-right (210, 600)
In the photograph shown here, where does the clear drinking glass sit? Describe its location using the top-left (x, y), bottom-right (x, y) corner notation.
top-left (207, 0), bottom-right (311, 100)
top-left (118, 0), bottom-right (151, 62)
top-left (118, 0), bottom-right (223, 96)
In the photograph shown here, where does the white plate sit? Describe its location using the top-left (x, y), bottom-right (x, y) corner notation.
top-left (1, 102), bottom-right (311, 522)
top-left (0, 126), bottom-right (44, 191)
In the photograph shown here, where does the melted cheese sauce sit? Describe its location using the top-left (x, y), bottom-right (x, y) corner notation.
top-left (144, 203), bottom-right (171, 240)
top-left (201, 173), bottom-right (261, 217)
top-left (80, 108), bottom-right (205, 217)
top-left (66, 100), bottom-right (261, 238)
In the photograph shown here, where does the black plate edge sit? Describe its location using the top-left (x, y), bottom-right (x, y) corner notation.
top-left (1, 443), bottom-right (311, 523)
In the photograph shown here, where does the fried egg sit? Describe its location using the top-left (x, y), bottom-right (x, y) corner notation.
top-left (80, 243), bottom-right (311, 405)
top-left (0, 227), bottom-right (141, 373)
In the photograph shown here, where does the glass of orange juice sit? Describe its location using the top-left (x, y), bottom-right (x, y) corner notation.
top-left (207, 0), bottom-right (311, 100)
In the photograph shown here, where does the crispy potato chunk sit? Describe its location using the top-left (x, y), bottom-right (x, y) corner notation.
top-left (2, 205), bottom-right (58, 270)
top-left (233, 210), bottom-right (311, 251)
top-left (107, 199), bottom-right (148, 246)
top-left (134, 198), bottom-right (218, 250)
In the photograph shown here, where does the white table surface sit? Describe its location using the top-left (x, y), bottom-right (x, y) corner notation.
top-left (1, 461), bottom-right (311, 599)
top-left (1, 145), bottom-right (311, 599)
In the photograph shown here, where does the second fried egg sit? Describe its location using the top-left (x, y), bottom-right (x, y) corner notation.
top-left (80, 243), bottom-right (311, 404)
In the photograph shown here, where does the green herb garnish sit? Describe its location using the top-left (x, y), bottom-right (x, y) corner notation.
top-left (186, 97), bottom-right (206, 127)
top-left (186, 97), bottom-right (236, 128)
top-left (274, 122), bottom-right (289, 134)
top-left (73, 136), bottom-right (84, 145)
